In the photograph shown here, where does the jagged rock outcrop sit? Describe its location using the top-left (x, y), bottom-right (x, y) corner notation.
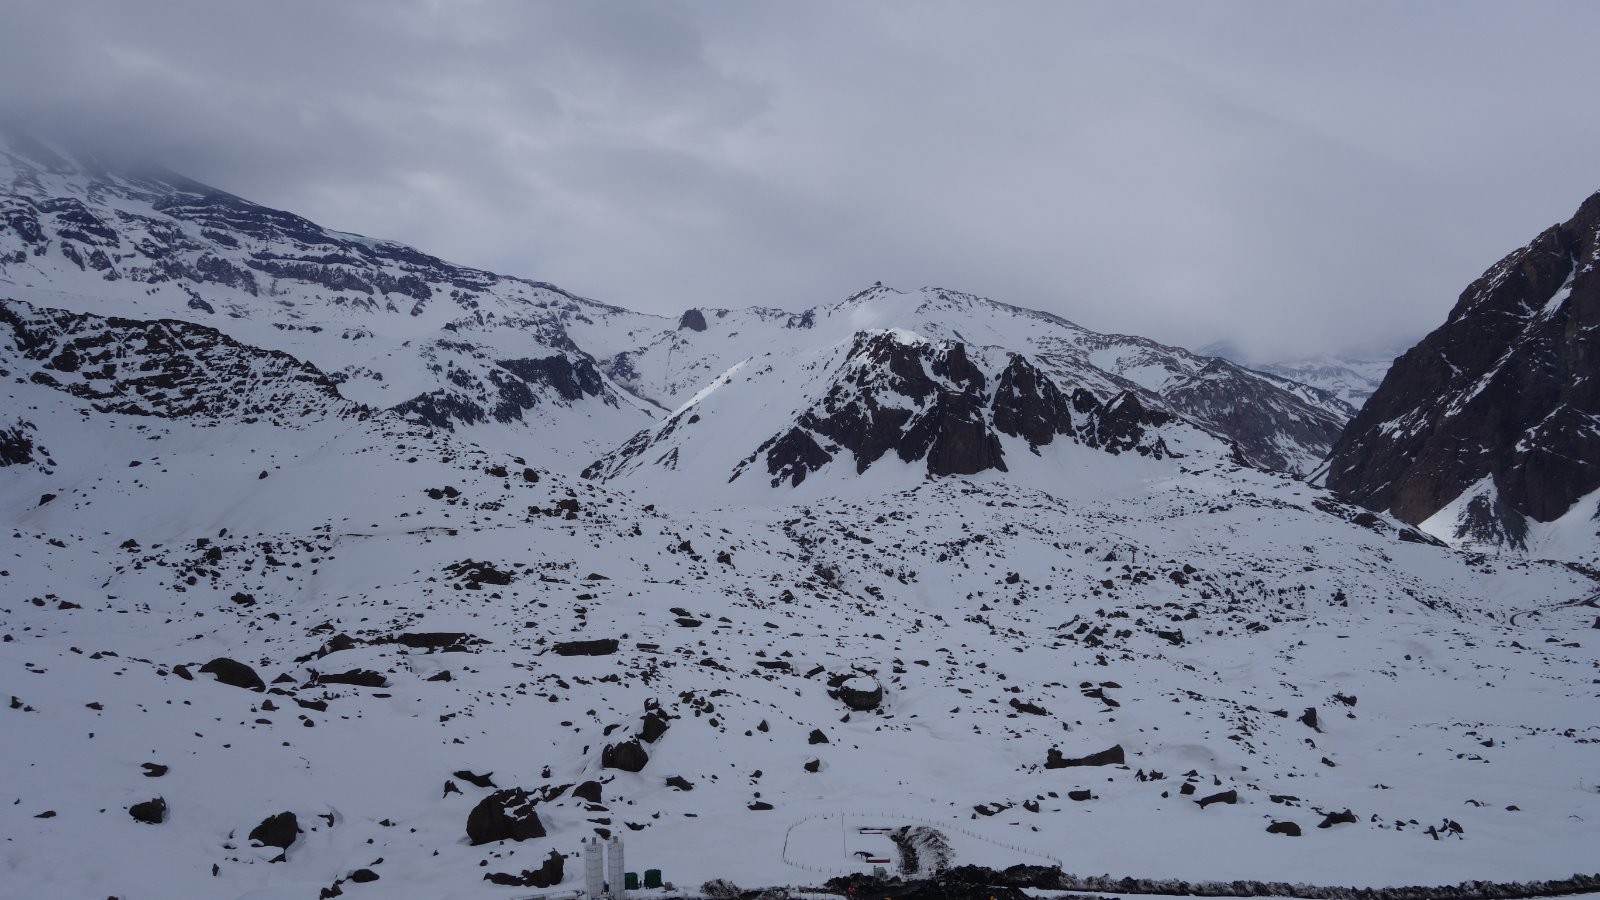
top-left (0, 299), bottom-right (355, 427)
top-left (698, 333), bottom-right (1177, 489)
top-left (466, 789), bottom-right (546, 845)
top-left (1325, 191), bottom-right (1600, 541)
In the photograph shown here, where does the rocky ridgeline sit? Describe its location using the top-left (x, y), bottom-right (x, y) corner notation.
top-left (1326, 191), bottom-right (1600, 544)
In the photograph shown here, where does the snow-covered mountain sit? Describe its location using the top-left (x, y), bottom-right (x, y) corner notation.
top-left (4, 139), bottom-right (1599, 899)
top-left (1324, 192), bottom-right (1600, 561)
top-left (0, 131), bottom-right (660, 470)
top-left (586, 286), bottom-right (1350, 483)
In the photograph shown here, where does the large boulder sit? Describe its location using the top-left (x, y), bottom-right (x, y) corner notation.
top-left (1044, 744), bottom-right (1125, 768)
top-left (553, 638), bottom-right (619, 657)
top-left (832, 675), bottom-right (884, 712)
top-left (128, 797), bottom-right (166, 824)
top-left (249, 811), bottom-right (300, 851)
top-left (466, 788), bottom-right (546, 845)
top-left (601, 739), bottom-right (649, 773)
top-left (199, 657), bottom-right (265, 691)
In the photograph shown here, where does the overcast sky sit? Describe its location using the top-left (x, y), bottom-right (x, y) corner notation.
top-left (3, 1), bottom-right (1597, 360)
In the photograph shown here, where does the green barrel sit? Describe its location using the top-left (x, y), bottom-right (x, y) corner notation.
top-left (644, 869), bottom-right (663, 889)
top-left (625, 872), bottom-right (640, 891)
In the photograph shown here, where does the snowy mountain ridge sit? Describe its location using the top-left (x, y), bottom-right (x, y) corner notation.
top-left (3, 136), bottom-right (1599, 899)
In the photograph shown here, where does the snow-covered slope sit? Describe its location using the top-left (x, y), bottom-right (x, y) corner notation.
top-left (4, 142), bottom-right (1599, 899)
top-left (4, 300), bottom-right (1599, 899)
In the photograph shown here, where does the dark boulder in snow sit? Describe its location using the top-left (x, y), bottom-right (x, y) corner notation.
top-left (833, 675), bottom-right (884, 711)
top-left (1195, 789), bottom-right (1237, 809)
top-left (1267, 821), bottom-right (1302, 836)
top-left (553, 638), bottom-right (619, 656)
top-left (250, 811), bottom-right (301, 851)
top-left (640, 708), bottom-right (672, 744)
top-left (573, 780), bottom-right (602, 803)
top-left (1317, 808), bottom-right (1358, 828)
top-left (199, 657), bottom-right (265, 691)
top-left (466, 788), bottom-right (546, 845)
top-left (601, 739), bottom-right (649, 772)
top-left (453, 770), bottom-right (495, 789)
top-left (485, 850), bottom-right (566, 887)
top-left (128, 797), bottom-right (166, 824)
top-left (315, 669), bottom-right (388, 688)
top-left (808, 728), bottom-right (830, 745)
top-left (1045, 744), bottom-right (1124, 768)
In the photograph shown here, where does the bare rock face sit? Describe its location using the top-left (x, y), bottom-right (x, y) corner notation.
top-left (1326, 191), bottom-right (1600, 540)
top-left (466, 789), bottom-right (546, 845)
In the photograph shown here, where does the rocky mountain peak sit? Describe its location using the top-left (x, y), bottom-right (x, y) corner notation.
top-left (1324, 190), bottom-right (1600, 544)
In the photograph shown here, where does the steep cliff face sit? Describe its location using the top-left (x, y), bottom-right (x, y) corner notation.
top-left (1324, 191), bottom-right (1600, 537)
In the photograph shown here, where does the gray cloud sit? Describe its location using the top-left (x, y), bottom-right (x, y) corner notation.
top-left (3, 0), bottom-right (1597, 359)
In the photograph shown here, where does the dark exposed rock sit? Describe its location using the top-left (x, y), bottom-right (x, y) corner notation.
top-left (453, 770), bottom-right (496, 789)
top-left (1195, 789), bottom-right (1237, 809)
top-left (1008, 698), bottom-right (1049, 716)
top-left (315, 669), bottom-right (388, 688)
top-left (1267, 821), bottom-right (1302, 836)
top-left (640, 709), bottom-right (672, 744)
top-left (808, 728), bottom-right (830, 745)
top-left (1299, 707), bottom-right (1321, 732)
top-left (348, 868), bottom-right (379, 883)
top-left (832, 676), bottom-right (884, 711)
top-left (601, 739), bottom-right (649, 772)
top-left (0, 300), bottom-right (353, 428)
top-left (1326, 191), bottom-right (1600, 532)
top-left (678, 309), bottom-right (708, 332)
top-left (466, 788), bottom-right (546, 845)
top-left (249, 811), bottom-right (301, 851)
top-left (666, 775), bottom-right (695, 791)
top-left (484, 850), bottom-right (565, 888)
top-left (128, 797), bottom-right (166, 824)
top-left (1317, 808), bottom-right (1358, 828)
top-left (1044, 744), bottom-right (1124, 768)
top-left (141, 762), bottom-right (168, 778)
top-left (199, 657), bottom-right (265, 691)
top-left (991, 354), bottom-right (1074, 450)
top-left (803, 758), bottom-right (821, 773)
top-left (553, 638), bottom-right (619, 656)
top-left (573, 780), bottom-right (602, 803)
top-left (389, 631), bottom-right (475, 650)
